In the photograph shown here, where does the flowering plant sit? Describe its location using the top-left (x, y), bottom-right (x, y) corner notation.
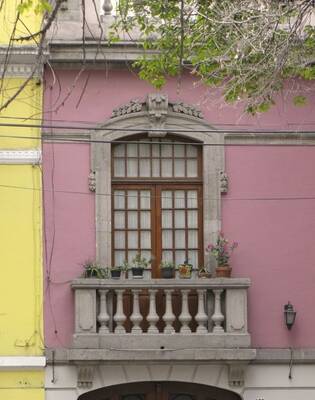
top-left (206, 233), bottom-right (238, 267)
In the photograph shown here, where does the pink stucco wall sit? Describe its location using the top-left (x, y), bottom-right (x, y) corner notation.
top-left (43, 69), bottom-right (315, 348)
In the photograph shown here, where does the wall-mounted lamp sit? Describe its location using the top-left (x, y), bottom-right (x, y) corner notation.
top-left (284, 302), bottom-right (296, 330)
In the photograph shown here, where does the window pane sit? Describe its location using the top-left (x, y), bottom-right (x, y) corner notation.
top-left (174, 144), bottom-right (185, 157)
top-left (152, 159), bottom-right (160, 177)
top-left (174, 191), bottom-right (185, 208)
top-left (114, 159), bottom-right (125, 177)
top-left (175, 230), bottom-right (185, 249)
top-left (186, 144), bottom-right (198, 157)
top-left (162, 230), bottom-right (173, 248)
top-left (127, 143), bottom-right (137, 157)
top-left (114, 231), bottom-right (125, 248)
top-left (139, 143), bottom-right (150, 156)
top-left (162, 191), bottom-right (172, 209)
top-left (127, 191), bottom-right (138, 209)
top-left (115, 251), bottom-right (125, 266)
top-left (174, 210), bottom-right (185, 228)
top-left (141, 231), bottom-right (151, 248)
top-left (128, 231), bottom-right (138, 249)
top-left (161, 159), bottom-right (172, 177)
top-left (161, 143), bottom-right (172, 157)
top-left (114, 211), bottom-right (125, 229)
top-left (140, 190), bottom-right (151, 209)
top-left (162, 210), bottom-right (173, 228)
top-left (139, 159), bottom-right (150, 177)
top-left (140, 211), bottom-right (150, 229)
top-left (188, 230), bottom-right (198, 248)
top-left (175, 250), bottom-right (186, 265)
top-left (187, 159), bottom-right (198, 177)
top-left (114, 191), bottom-right (125, 209)
top-left (113, 144), bottom-right (125, 157)
top-left (128, 211), bottom-right (138, 229)
top-left (187, 190), bottom-right (198, 208)
top-left (174, 159), bottom-right (185, 177)
top-left (152, 144), bottom-right (160, 157)
top-left (128, 250), bottom-right (137, 262)
top-left (187, 210), bottom-right (198, 228)
top-left (127, 159), bottom-right (138, 177)
top-left (188, 250), bottom-right (198, 267)
top-left (141, 250), bottom-right (151, 261)
top-left (162, 250), bottom-right (173, 263)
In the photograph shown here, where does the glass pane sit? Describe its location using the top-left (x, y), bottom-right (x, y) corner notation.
top-left (141, 231), bottom-right (151, 248)
top-left (162, 250), bottom-right (173, 263)
top-left (162, 210), bottom-right (173, 228)
top-left (127, 191), bottom-right (138, 209)
top-left (140, 211), bottom-right (151, 229)
top-left (174, 159), bottom-right (185, 177)
top-left (139, 143), bottom-right (150, 156)
top-left (127, 159), bottom-right (138, 177)
top-left (187, 190), bottom-right (198, 208)
top-left (128, 231), bottom-right (138, 249)
top-left (186, 144), bottom-right (198, 157)
top-left (152, 144), bottom-right (160, 157)
top-left (115, 251), bottom-right (125, 267)
top-left (128, 211), bottom-right (138, 229)
top-left (128, 250), bottom-right (137, 262)
top-left (127, 143), bottom-right (137, 157)
top-left (114, 211), bottom-right (125, 229)
top-left (175, 250), bottom-right (186, 265)
top-left (174, 191), bottom-right (185, 208)
top-left (113, 144), bottom-right (125, 157)
top-left (152, 159), bottom-right (160, 177)
top-left (174, 144), bottom-right (185, 157)
top-left (188, 250), bottom-right (198, 268)
top-left (114, 191), bottom-right (125, 209)
top-left (188, 230), bottom-right (198, 248)
top-left (141, 250), bottom-right (151, 261)
top-left (114, 231), bottom-right (125, 248)
top-left (175, 230), bottom-right (185, 249)
top-left (161, 142), bottom-right (172, 157)
top-left (162, 191), bottom-right (172, 209)
top-left (187, 159), bottom-right (198, 177)
top-left (162, 230), bottom-right (173, 248)
top-left (174, 210), bottom-right (185, 228)
top-left (187, 210), bottom-right (198, 228)
top-left (140, 190), bottom-right (151, 209)
top-left (139, 159), bottom-right (150, 177)
top-left (161, 159), bottom-right (172, 177)
top-left (114, 159), bottom-right (125, 177)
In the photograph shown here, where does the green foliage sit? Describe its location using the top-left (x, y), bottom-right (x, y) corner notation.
top-left (17, 0), bottom-right (52, 15)
top-left (112, 0), bottom-right (315, 113)
top-left (293, 95), bottom-right (307, 107)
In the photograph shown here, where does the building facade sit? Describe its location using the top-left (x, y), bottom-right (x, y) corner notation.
top-left (0, 1), bottom-right (45, 400)
top-left (43, 2), bottom-right (315, 400)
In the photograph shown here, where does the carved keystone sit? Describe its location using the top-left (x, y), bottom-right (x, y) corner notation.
top-left (147, 93), bottom-right (168, 137)
top-left (77, 365), bottom-right (95, 388)
top-left (228, 363), bottom-right (247, 387)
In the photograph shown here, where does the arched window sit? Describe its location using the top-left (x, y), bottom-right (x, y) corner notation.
top-left (111, 136), bottom-right (203, 277)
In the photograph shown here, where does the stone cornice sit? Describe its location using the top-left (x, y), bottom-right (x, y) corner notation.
top-left (0, 149), bottom-right (42, 164)
top-left (0, 45), bottom-right (43, 77)
top-left (0, 356), bottom-right (46, 369)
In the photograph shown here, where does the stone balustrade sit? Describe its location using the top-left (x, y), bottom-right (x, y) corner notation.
top-left (71, 278), bottom-right (251, 351)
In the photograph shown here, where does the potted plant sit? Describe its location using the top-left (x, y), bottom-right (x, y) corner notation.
top-left (206, 232), bottom-right (238, 278)
top-left (177, 260), bottom-right (193, 279)
top-left (130, 253), bottom-right (151, 278)
top-left (82, 260), bottom-right (108, 278)
top-left (110, 265), bottom-right (123, 279)
top-left (160, 261), bottom-right (175, 278)
top-left (198, 266), bottom-right (211, 279)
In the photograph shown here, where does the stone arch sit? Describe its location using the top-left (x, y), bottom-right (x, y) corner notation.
top-left (90, 93), bottom-right (225, 270)
top-left (78, 381), bottom-right (242, 400)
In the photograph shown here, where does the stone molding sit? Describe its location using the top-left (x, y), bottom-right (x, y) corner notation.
top-left (228, 363), bottom-right (247, 387)
top-left (220, 171), bottom-right (228, 193)
top-left (0, 356), bottom-right (46, 369)
top-left (77, 364), bottom-right (95, 388)
top-left (0, 149), bottom-right (41, 164)
top-left (0, 46), bottom-right (42, 77)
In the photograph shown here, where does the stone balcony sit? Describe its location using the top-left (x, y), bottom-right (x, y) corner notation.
top-left (69, 277), bottom-right (255, 363)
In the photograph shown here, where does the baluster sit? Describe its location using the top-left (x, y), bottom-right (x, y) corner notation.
top-left (179, 290), bottom-right (192, 334)
top-left (114, 290), bottom-right (126, 333)
top-left (103, 0), bottom-right (113, 15)
top-left (97, 289), bottom-right (110, 333)
top-left (130, 290), bottom-right (142, 333)
top-left (211, 289), bottom-right (224, 333)
top-left (147, 289), bottom-right (159, 333)
top-left (195, 289), bottom-right (208, 333)
top-left (163, 290), bottom-right (175, 333)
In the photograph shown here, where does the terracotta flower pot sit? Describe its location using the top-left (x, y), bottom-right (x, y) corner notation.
top-left (215, 266), bottom-right (232, 278)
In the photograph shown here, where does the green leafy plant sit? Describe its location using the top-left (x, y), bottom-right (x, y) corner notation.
top-left (206, 233), bottom-right (238, 267)
top-left (130, 253), bottom-right (151, 269)
top-left (160, 260), bottom-right (175, 269)
top-left (82, 261), bottom-right (108, 278)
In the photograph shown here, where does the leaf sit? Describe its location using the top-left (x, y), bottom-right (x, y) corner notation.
top-left (293, 95), bottom-right (307, 107)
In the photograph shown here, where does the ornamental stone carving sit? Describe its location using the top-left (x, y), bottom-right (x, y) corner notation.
top-left (111, 99), bottom-right (143, 118)
top-left (77, 365), bottom-right (95, 388)
top-left (228, 363), bottom-right (246, 387)
top-left (88, 171), bottom-right (96, 192)
top-left (146, 93), bottom-right (168, 137)
top-left (172, 102), bottom-right (203, 119)
top-left (219, 171), bottom-right (228, 193)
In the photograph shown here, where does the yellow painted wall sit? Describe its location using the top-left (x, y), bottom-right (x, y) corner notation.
top-left (0, 0), bottom-right (42, 44)
top-left (0, 78), bottom-right (42, 149)
top-left (0, 165), bottom-right (43, 356)
top-left (0, 371), bottom-right (44, 400)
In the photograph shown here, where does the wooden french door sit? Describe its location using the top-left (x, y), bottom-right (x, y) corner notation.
top-left (112, 184), bottom-right (203, 277)
top-left (79, 382), bottom-right (242, 400)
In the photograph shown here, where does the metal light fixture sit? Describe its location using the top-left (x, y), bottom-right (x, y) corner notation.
top-left (284, 302), bottom-right (296, 330)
